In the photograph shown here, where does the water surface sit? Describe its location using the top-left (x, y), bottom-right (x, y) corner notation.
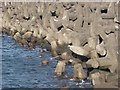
top-left (1, 34), bottom-right (93, 88)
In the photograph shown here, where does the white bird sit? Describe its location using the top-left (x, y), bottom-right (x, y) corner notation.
top-left (68, 45), bottom-right (89, 56)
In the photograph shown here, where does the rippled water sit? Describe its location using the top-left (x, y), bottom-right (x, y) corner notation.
top-left (1, 34), bottom-right (93, 88)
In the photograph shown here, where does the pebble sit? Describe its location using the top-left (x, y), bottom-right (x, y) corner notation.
top-left (41, 60), bottom-right (49, 65)
top-left (61, 86), bottom-right (69, 90)
top-left (39, 48), bottom-right (47, 53)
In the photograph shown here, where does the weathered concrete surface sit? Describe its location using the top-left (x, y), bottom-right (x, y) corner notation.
top-left (1, 2), bottom-right (119, 88)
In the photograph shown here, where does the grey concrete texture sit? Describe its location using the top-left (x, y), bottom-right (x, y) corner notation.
top-left (1, 2), bottom-right (119, 88)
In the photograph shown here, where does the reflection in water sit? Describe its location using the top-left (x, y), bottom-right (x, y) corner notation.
top-left (1, 34), bottom-right (93, 88)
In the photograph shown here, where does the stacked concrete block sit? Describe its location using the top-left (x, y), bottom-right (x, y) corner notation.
top-left (1, 2), bottom-right (119, 87)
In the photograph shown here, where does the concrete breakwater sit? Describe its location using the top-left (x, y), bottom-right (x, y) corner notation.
top-left (1, 2), bottom-right (119, 88)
